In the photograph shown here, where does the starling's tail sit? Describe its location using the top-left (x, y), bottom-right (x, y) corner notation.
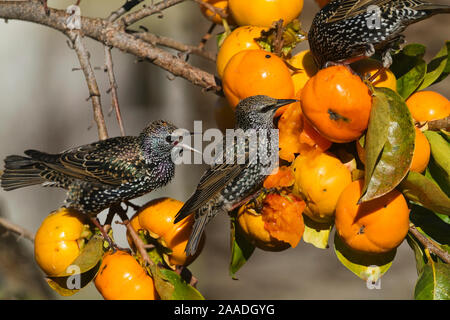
top-left (184, 212), bottom-right (208, 256)
top-left (1, 155), bottom-right (45, 191)
top-left (417, 3), bottom-right (450, 15)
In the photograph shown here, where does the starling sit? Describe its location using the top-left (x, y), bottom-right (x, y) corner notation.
top-left (308, 0), bottom-right (450, 68)
top-left (174, 95), bottom-right (297, 255)
top-left (1, 120), bottom-right (182, 215)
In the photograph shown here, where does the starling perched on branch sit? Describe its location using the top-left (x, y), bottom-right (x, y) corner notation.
top-left (1, 120), bottom-right (182, 215)
top-left (174, 96), bottom-right (297, 256)
top-left (308, 0), bottom-right (450, 68)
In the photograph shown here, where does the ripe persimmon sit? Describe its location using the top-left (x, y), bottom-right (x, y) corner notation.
top-left (335, 180), bottom-right (410, 254)
top-left (95, 250), bottom-right (158, 300)
top-left (301, 65), bottom-right (373, 143)
top-left (288, 50), bottom-right (319, 96)
top-left (406, 91), bottom-right (450, 122)
top-left (351, 59), bottom-right (397, 92)
top-left (128, 197), bottom-right (204, 267)
top-left (34, 208), bottom-right (90, 276)
top-left (292, 152), bottom-right (352, 223)
top-left (238, 193), bottom-right (305, 250)
top-left (216, 26), bottom-right (266, 78)
top-left (229, 0), bottom-right (304, 28)
top-left (410, 127), bottom-right (431, 173)
top-left (222, 50), bottom-right (295, 109)
top-left (278, 102), bottom-right (332, 162)
top-left (199, 0), bottom-right (233, 25)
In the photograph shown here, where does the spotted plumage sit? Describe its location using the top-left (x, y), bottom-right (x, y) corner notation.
top-left (174, 96), bottom-right (297, 256)
top-left (308, 0), bottom-right (450, 68)
top-left (1, 120), bottom-right (179, 214)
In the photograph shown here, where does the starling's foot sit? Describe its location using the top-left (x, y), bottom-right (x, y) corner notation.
top-left (323, 60), bottom-right (360, 76)
top-left (90, 217), bottom-right (117, 250)
top-left (367, 67), bottom-right (386, 83)
top-left (124, 200), bottom-right (141, 212)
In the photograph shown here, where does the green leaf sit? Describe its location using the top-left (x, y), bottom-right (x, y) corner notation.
top-left (410, 205), bottom-right (450, 246)
top-left (229, 216), bottom-right (255, 279)
top-left (398, 171), bottom-right (450, 216)
top-left (417, 43), bottom-right (449, 91)
top-left (432, 41), bottom-right (450, 85)
top-left (414, 261), bottom-right (450, 300)
top-left (147, 256), bottom-right (204, 300)
top-left (406, 233), bottom-right (426, 275)
top-left (424, 131), bottom-right (450, 192)
top-left (425, 160), bottom-right (450, 198)
top-left (155, 267), bottom-right (204, 300)
top-left (391, 44), bottom-right (427, 99)
top-left (334, 233), bottom-right (396, 282)
top-left (360, 87), bottom-right (415, 202)
top-left (46, 235), bottom-right (105, 296)
top-left (302, 215), bottom-right (333, 249)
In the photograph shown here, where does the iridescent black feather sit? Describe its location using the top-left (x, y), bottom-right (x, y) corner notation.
top-left (1, 120), bottom-right (179, 214)
top-left (309, 0), bottom-right (450, 67)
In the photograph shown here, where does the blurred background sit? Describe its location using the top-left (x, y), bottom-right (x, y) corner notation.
top-left (0, 0), bottom-right (448, 300)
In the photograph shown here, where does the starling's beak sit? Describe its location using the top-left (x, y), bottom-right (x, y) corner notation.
top-left (272, 99), bottom-right (299, 110)
top-left (178, 143), bottom-right (203, 155)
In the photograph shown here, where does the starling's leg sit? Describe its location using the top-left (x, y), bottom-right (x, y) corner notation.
top-left (90, 217), bottom-right (116, 250)
top-left (367, 67), bottom-right (387, 83)
top-left (124, 200), bottom-right (141, 212)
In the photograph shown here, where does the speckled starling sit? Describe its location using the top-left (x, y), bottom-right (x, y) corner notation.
top-left (1, 120), bottom-right (180, 214)
top-left (308, 0), bottom-right (450, 68)
top-left (174, 96), bottom-right (297, 256)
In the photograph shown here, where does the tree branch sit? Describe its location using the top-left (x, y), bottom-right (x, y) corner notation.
top-left (0, 1), bottom-right (220, 93)
top-left (133, 31), bottom-right (216, 61)
top-left (0, 217), bottom-right (35, 242)
top-left (121, 0), bottom-right (187, 26)
top-left (409, 223), bottom-right (450, 264)
top-left (104, 46), bottom-right (126, 136)
top-left (67, 30), bottom-right (109, 140)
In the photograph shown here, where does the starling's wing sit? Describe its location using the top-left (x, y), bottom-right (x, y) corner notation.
top-left (326, 0), bottom-right (392, 24)
top-left (57, 136), bottom-right (143, 186)
top-left (174, 162), bottom-right (246, 223)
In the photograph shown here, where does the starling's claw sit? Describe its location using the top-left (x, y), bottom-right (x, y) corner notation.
top-left (90, 217), bottom-right (116, 250)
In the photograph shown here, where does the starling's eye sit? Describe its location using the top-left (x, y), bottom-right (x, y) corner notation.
top-left (165, 135), bottom-right (172, 143)
top-left (261, 104), bottom-right (275, 113)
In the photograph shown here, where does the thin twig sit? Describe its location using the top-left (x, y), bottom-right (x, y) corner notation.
top-left (115, 207), bottom-right (154, 267)
top-left (409, 222), bottom-right (450, 264)
top-left (194, 0), bottom-right (228, 20)
top-left (122, 0), bottom-right (187, 26)
top-left (0, 217), bottom-right (35, 242)
top-left (107, 0), bottom-right (145, 23)
top-left (104, 46), bottom-right (126, 136)
top-left (0, 1), bottom-right (220, 93)
top-left (67, 31), bottom-right (108, 140)
top-left (133, 31), bottom-right (216, 62)
top-left (197, 22), bottom-right (216, 51)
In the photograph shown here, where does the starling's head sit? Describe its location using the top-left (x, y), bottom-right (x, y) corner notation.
top-left (234, 95), bottom-right (298, 130)
top-left (140, 120), bottom-right (181, 162)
